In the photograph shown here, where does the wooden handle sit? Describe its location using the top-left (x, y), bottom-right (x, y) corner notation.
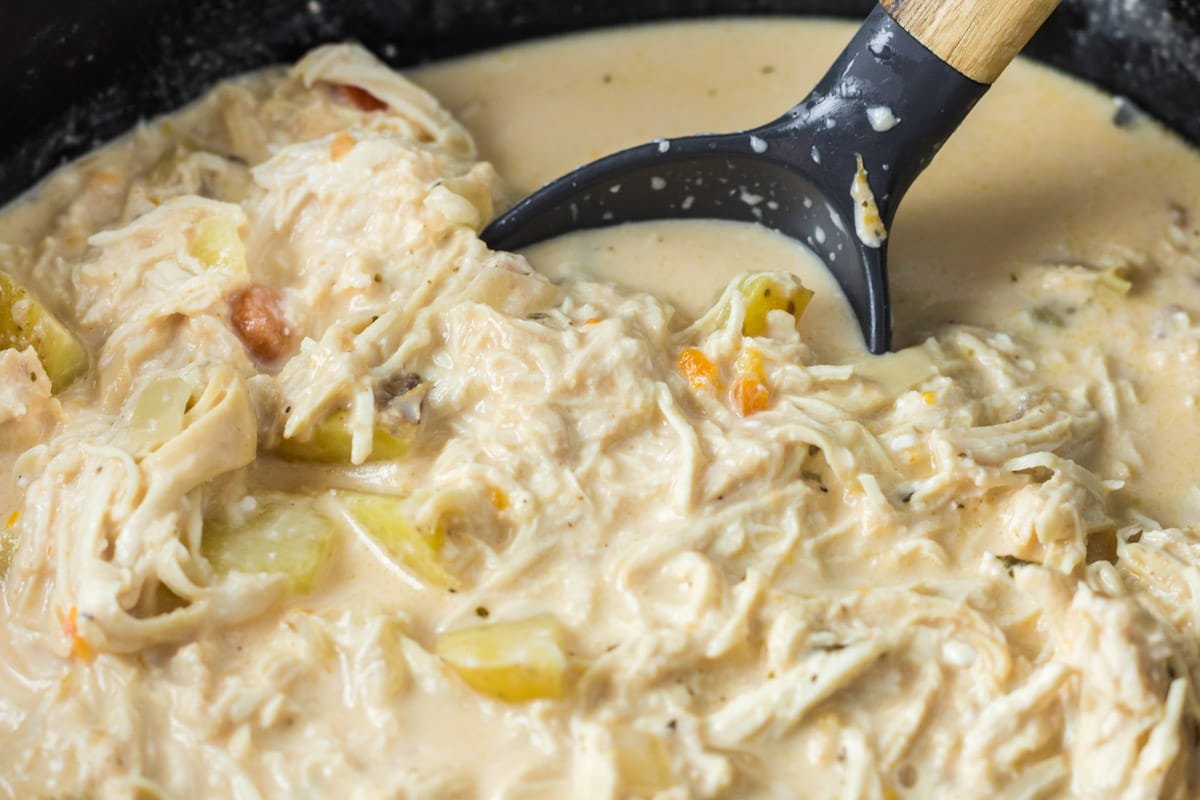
top-left (881, 0), bottom-right (1060, 84)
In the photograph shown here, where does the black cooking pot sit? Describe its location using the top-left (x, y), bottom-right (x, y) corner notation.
top-left (2, 0), bottom-right (1198, 205)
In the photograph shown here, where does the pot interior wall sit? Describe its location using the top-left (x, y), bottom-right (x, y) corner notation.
top-left (1, 0), bottom-right (1198, 204)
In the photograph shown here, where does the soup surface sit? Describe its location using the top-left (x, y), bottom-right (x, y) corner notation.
top-left (2, 17), bottom-right (1200, 800)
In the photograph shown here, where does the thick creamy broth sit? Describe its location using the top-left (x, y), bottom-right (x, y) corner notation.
top-left (415, 18), bottom-right (1200, 526)
top-left (523, 221), bottom-right (864, 363)
top-left (1, 16), bottom-right (1200, 800)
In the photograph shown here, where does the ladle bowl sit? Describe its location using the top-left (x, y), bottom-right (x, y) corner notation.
top-left (483, 0), bottom-right (1060, 353)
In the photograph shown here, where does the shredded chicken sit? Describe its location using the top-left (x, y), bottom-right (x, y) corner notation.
top-left (0, 36), bottom-right (1198, 800)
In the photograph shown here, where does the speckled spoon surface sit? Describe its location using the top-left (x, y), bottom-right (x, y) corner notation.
top-left (482, 0), bottom-right (1060, 353)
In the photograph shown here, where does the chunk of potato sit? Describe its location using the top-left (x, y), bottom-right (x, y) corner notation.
top-left (189, 217), bottom-right (248, 274)
top-left (741, 274), bottom-right (814, 337)
top-left (0, 271), bottom-right (88, 392)
top-left (614, 728), bottom-right (674, 795)
top-left (128, 375), bottom-right (195, 446)
top-left (436, 615), bottom-right (567, 703)
top-left (202, 500), bottom-right (335, 593)
top-left (273, 409), bottom-right (411, 464)
top-left (337, 491), bottom-right (459, 589)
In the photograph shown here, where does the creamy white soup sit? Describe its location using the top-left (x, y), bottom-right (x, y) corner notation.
top-left (1, 17), bottom-right (1199, 800)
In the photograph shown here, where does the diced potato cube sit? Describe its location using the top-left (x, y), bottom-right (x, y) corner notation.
top-left (614, 728), bottom-right (674, 795)
top-left (337, 491), bottom-right (459, 589)
top-left (436, 615), bottom-right (567, 703)
top-left (202, 500), bottom-right (335, 593)
top-left (273, 409), bottom-right (411, 464)
top-left (189, 217), bottom-right (248, 274)
top-left (741, 274), bottom-right (814, 337)
top-left (128, 375), bottom-right (195, 446)
top-left (0, 271), bottom-right (88, 392)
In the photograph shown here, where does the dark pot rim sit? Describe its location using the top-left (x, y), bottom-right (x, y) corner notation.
top-left (1, 0), bottom-right (1197, 205)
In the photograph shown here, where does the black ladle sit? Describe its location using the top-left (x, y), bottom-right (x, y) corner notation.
top-left (482, 0), bottom-right (1060, 353)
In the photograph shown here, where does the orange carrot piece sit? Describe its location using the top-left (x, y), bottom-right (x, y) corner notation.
top-left (678, 348), bottom-right (718, 389)
top-left (730, 375), bottom-right (770, 417)
top-left (58, 606), bottom-right (96, 663)
top-left (330, 132), bottom-right (357, 161)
